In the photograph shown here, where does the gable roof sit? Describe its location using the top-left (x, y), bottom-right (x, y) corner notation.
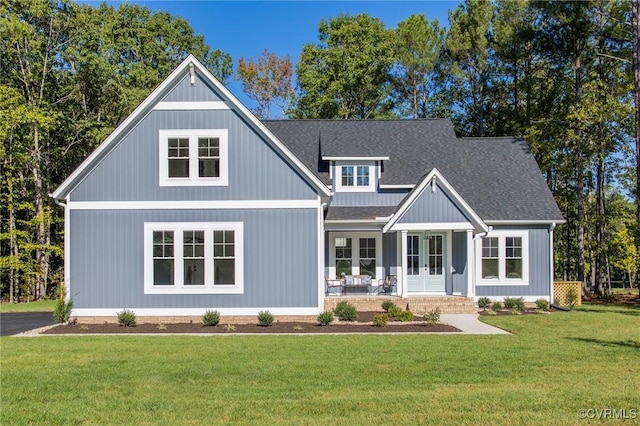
top-left (383, 168), bottom-right (488, 233)
top-left (263, 120), bottom-right (564, 223)
top-left (51, 56), bottom-right (330, 199)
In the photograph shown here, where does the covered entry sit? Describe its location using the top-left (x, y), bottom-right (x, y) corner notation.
top-left (407, 232), bottom-right (446, 292)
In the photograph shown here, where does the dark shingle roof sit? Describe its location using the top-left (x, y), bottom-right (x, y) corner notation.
top-left (325, 206), bottom-right (397, 221)
top-left (264, 119), bottom-right (563, 222)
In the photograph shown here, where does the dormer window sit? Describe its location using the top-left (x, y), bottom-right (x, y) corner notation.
top-left (341, 166), bottom-right (369, 187)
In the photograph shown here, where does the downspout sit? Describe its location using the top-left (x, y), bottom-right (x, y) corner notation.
top-left (549, 222), bottom-right (556, 303)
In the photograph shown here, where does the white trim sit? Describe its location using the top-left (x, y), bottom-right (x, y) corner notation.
top-left (159, 129), bottom-right (229, 187)
top-left (466, 230), bottom-right (474, 297)
top-left (71, 307), bottom-right (322, 317)
top-left (67, 200), bottom-right (319, 210)
top-left (64, 196), bottom-right (71, 301)
top-left (400, 230), bottom-right (408, 298)
top-left (153, 101), bottom-right (229, 110)
top-left (52, 55), bottom-right (330, 199)
top-left (389, 222), bottom-right (474, 231)
top-left (485, 220), bottom-right (566, 225)
top-left (474, 230), bottom-right (530, 286)
top-left (379, 184), bottom-right (415, 189)
top-left (446, 229), bottom-right (453, 294)
top-left (322, 156), bottom-right (390, 161)
top-left (473, 295), bottom-right (549, 303)
top-left (324, 219), bottom-right (389, 224)
top-left (143, 222), bottom-right (244, 294)
top-left (383, 168), bottom-right (488, 233)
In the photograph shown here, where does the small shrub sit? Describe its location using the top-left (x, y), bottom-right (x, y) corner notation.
top-left (423, 307), bottom-right (441, 325)
top-left (381, 300), bottom-right (397, 312)
top-left (317, 310), bottom-right (335, 326)
top-left (80, 324), bottom-right (89, 331)
top-left (504, 297), bottom-right (525, 311)
top-left (117, 309), bottom-right (137, 327)
top-left (53, 298), bottom-right (73, 324)
top-left (490, 301), bottom-right (503, 312)
top-left (486, 309), bottom-right (497, 316)
top-left (387, 304), bottom-right (402, 318)
top-left (535, 298), bottom-right (550, 312)
top-left (224, 324), bottom-right (236, 332)
top-left (396, 310), bottom-right (414, 322)
top-left (257, 310), bottom-right (274, 326)
top-left (477, 297), bottom-right (491, 309)
top-left (293, 325), bottom-right (303, 331)
top-left (511, 307), bottom-right (522, 315)
top-left (157, 323), bottom-right (167, 330)
top-left (201, 309), bottom-right (221, 327)
top-left (372, 313), bottom-right (389, 327)
top-left (566, 288), bottom-right (578, 309)
top-left (333, 301), bottom-right (358, 321)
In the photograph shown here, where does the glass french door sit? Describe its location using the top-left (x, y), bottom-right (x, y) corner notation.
top-left (407, 233), bottom-right (446, 292)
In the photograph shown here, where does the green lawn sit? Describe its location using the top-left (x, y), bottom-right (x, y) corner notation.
top-left (1, 304), bottom-right (638, 425)
top-left (0, 299), bottom-right (56, 313)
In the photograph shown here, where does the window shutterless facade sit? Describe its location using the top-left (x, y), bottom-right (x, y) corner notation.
top-left (476, 230), bottom-right (529, 285)
top-left (333, 161), bottom-right (376, 192)
top-left (144, 222), bottom-right (243, 294)
top-left (159, 129), bottom-right (228, 186)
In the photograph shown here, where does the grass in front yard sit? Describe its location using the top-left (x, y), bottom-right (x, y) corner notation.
top-left (1, 303), bottom-right (638, 425)
top-left (0, 299), bottom-right (56, 313)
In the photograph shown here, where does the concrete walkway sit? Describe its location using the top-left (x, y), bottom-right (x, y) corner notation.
top-left (440, 314), bottom-right (510, 334)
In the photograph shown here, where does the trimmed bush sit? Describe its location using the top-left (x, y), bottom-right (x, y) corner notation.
top-left (372, 313), bottom-right (389, 327)
top-left (381, 300), bottom-right (397, 313)
top-left (53, 298), bottom-right (73, 324)
top-left (566, 289), bottom-right (578, 309)
top-left (257, 310), bottom-right (274, 326)
top-left (504, 297), bottom-right (525, 311)
top-left (387, 304), bottom-right (402, 318)
top-left (477, 297), bottom-right (491, 309)
top-left (396, 310), bottom-right (414, 322)
top-left (117, 309), bottom-right (137, 327)
top-left (201, 309), bottom-right (221, 327)
top-left (423, 307), bottom-right (441, 325)
top-left (333, 301), bottom-right (358, 321)
top-left (535, 298), bottom-right (550, 312)
top-left (317, 311), bottom-right (335, 326)
top-left (490, 301), bottom-right (503, 312)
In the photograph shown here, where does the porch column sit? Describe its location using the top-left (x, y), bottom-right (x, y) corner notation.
top-left (401, 230), bottom-right (408, 298)
top-left (466, 229), bottom-right (474, 297)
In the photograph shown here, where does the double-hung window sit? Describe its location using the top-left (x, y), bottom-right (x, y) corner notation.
top-left (476, 231), bottom-right (529, 285)
top-left (144, 222), bottom-right (243, 294)
top-left (341, 166), bottom-right (370, 188)
top-left (159, 129), bottom-right (228, 186)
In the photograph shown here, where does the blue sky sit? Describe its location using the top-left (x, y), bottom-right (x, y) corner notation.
top-left (91, 1), bottom-right (462, 109)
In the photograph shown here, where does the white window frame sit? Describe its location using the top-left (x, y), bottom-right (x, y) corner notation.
top-left (327, 232), bottom-right (383, 279)
top-left (333, 160), bottom-right (376, 192)
top-left (159, 129), bottom-right (228, 186)
top-left (475, 230), bottom-right (529, 286)
top-left (144, 222), bottom-right (243, 294)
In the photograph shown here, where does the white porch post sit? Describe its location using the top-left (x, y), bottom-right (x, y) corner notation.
top-left (401, 230), bottom-right (408, 298)
top-left (466, 229), bottom-right (474, 298)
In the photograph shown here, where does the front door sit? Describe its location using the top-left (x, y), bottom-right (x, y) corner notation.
top-left (407, 233), bottom-right (446, 293)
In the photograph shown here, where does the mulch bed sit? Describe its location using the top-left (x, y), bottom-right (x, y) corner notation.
top-left (43, 311), bottom-right (460, 334)
top-left (478, 308), bottom-right (558, 316)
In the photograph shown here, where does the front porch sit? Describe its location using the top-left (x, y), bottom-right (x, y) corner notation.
top-left (324, 295), bottom-right (477, 314)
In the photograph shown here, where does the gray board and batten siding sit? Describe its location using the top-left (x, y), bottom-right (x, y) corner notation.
top-left (69, 209), bottom-right (319, 309)
top-left (162, 73), bottom-right (224, 102)
top-left (451, 231), bottom-right (469, 295)
top-left (69, 70), bottom-right (320, 202)
top-left (475, 225), bottom-right (552, 298)
top-left (397, 182), bottom-right (471, 224)
top-left (330, 191), bottom-right (408, 207)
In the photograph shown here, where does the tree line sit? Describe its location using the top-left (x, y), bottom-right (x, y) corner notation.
top-left (2, 0), bottom-right (639, 301)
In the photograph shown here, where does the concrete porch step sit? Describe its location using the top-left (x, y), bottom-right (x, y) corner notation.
top-left (324, 296), bottom-right (477, 314)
